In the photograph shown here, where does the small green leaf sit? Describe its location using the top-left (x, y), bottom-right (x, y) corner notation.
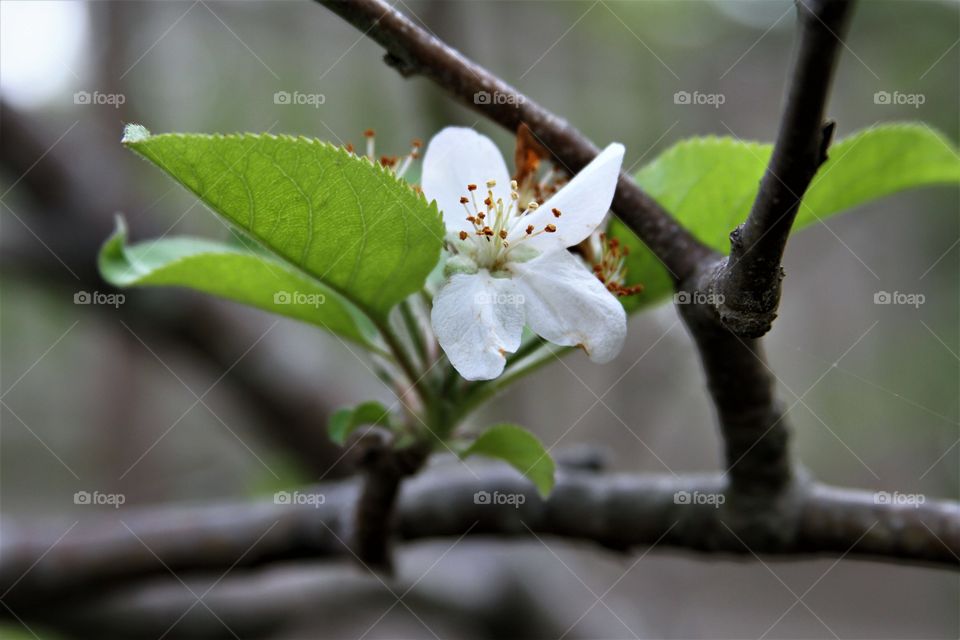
top-left (328, 401), bottom-right (393, 445)
top-left (100, 218), bottom-right (379, 349)
top-left (121, 128), bottom-right (444, 318)
top-left (611, 123), bottom-right (960, 311)
top-left (460, 423), bottom-right (555, 497)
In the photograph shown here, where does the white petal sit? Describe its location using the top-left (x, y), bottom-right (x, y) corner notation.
top-left (431, 271), bottom-right (524, 380)
top-left (510, 250), bottom-right (626, 363)
top-left (517, 143), bottom-right (624, 252)
top-left (421, 127), bottom-right (511, 236)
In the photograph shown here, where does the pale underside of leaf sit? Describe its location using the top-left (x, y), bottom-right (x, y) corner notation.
top-left (99, 221), bottom-right (380, 350)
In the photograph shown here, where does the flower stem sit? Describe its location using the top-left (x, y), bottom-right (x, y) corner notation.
top-left (453, 343), bottom-right (566, 422)
top-left (506, 336), bottom-right (548, 364)
top-left (374, 317), bottom-right (432, 410)
top-left (399, 299), bottom-right (429, 369)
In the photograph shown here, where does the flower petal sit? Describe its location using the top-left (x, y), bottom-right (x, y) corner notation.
top-left (510, 249), bottom-right (626, 363)
top-left (517, 143), bottom-right (624, 252)
top-left (421, 127), bottom-right (511, 236)
top-left (431, 270), bottom-right (524, 380)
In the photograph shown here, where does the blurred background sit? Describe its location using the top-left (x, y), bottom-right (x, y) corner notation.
top-left (1, 0), bottom-right (957, 638)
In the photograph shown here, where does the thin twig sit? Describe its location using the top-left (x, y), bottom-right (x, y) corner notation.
top-left (710, 0), bottom-right (855, 337)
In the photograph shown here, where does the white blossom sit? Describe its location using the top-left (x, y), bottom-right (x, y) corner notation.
top-left (422, 127), bottom-right (627, 380)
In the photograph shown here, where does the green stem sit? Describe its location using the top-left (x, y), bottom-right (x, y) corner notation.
top-left (375, 317), bottom-right (432, 410)
top-left (506, 336), bottom-right (548, 364)
top-left (454, 344), bottom-right (567, 422)
top-left (399, 299), bottom-right (428, 369)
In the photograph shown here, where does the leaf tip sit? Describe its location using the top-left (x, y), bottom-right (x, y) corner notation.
top-left (122, 123), bottom-right (151, 145)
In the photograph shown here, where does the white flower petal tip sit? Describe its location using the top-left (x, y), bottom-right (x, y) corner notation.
top-left (421, 128), bottom-right (510, 236)
top-left (519, 143), bottom-right (626, 253)
top-left (430, 271), bottom-right (524, 381)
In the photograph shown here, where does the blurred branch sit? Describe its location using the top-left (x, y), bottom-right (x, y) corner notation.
top-left (0, 100), bottom-right (346, 478)
top-left (317, 0), bottom-right (713, 283)
top-left (710, 0), bottom-right (854, 338)
top-left (1, 463), bottom-right (956, 616)
top-left (9, 543), bottom-right (612, 639)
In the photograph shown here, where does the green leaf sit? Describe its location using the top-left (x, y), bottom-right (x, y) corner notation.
top-left (460, 423), bottom-right (555, 497)
top-left (801, 124), bottom-right (960, 222)
top-left (100, 218), bottom-right (379, 350)
top-left (328, 401), bottom-right (393, 445)
top-left (121, 126), bottom-right (444, 318)
top-left (611, 123), bottom-right (960, 311)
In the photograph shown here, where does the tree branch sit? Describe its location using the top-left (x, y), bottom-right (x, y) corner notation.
top-left (1, 463), bottom-right (956, 614)
top-left (675, 0), bottom-right (854, 530)
top-left (350, 434), bottom-right (431, 570)
top-left (711, 0), bottom-right (855, 337)
top-left (316, 0), bottom-right (712, 282)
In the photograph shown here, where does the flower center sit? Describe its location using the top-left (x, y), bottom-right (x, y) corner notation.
top-left (448, 179), bottom-right (561, 271)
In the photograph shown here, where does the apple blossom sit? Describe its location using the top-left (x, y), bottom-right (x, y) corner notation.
top-left (422, 127), bottom-right (628, 380)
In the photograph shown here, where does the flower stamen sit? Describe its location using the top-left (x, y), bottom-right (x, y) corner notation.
top-left (344, 130), bottom-right (423, 182)
top-left (587, 232), bottom-right (644, 297)
top-left (448, 177), bottom-right (565, 269)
